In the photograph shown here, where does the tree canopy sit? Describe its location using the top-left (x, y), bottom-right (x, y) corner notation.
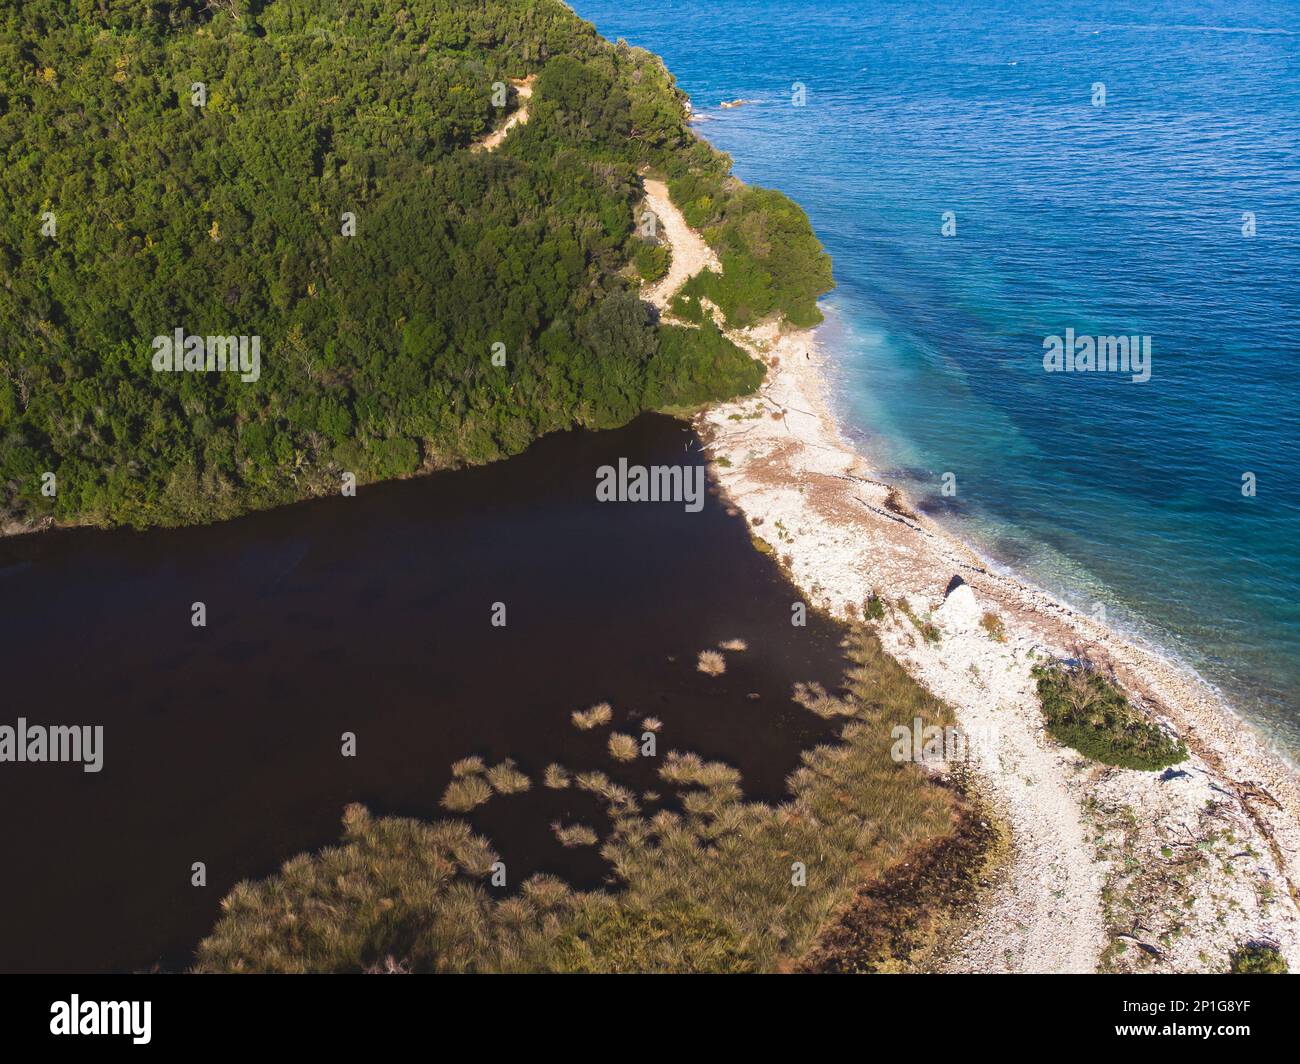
top-left (0, 0), bottom-right (831, 529)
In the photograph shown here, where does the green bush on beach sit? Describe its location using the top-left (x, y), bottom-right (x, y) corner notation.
top-left (1229, 943), bottom-right (1288, 974)
top-left (1033, 661), bottom-right (1188, 771)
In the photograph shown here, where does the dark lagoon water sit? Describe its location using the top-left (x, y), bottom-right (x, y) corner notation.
top-left (573, 0), bottom-right (1300, 752)
top-left (0, 415), bottom-right (851, 973)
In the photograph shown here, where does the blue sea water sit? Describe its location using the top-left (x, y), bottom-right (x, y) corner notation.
top-left (572, 0), bottom-right (1300, 750)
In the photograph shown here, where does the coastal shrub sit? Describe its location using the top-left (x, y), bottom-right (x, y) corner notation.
top-left (633, 241), bottom-right (671, 283)
top-left (666, 160), bottom-right (834, 330)
top-left (1033, 662), bottom-right (1188, 771)
top-left (1229, 943), bottom-right (1288, 974)
top-left (669, 292), bottom-right (707, 324)
top-left (864, 592), bottom-right (886, 621)
top-left (642, 319), bottom-right (765, 411)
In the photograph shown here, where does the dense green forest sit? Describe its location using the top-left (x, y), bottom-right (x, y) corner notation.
top-left (0, 0), bottom-right (832, 529)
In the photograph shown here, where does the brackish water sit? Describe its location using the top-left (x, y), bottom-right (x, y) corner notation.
top-left (6, 0), bottom-right (1299, 975)
top-left (0, 416), bottom-right (849, 972)
top-left (574, 0), bottom-right (1300, 751)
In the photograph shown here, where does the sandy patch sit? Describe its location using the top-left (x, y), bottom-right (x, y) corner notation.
top-left (473, 75), bottom-right (535, 153)
top-left (639, 178), bottom-right (720, 310)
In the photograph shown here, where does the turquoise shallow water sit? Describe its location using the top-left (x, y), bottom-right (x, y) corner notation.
top-left (573, 0), bottom-right (1300, 750)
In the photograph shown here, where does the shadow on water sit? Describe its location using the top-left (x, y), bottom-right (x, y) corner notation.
top-left (0, 414), bottom-right (850, 973)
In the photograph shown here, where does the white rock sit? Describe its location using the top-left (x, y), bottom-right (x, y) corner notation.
top-left (936, 582), bottom-right (982, 632)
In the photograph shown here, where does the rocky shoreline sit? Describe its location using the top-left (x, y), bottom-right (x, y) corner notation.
top-left (691, 308), bottom-right (1300, 972)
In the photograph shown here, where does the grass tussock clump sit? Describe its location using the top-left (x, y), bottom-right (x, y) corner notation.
top-left (607, 733), bottom-right (639, 762)
top-left (543, 763), bottom-right (571, 789)
top-left (641, 716), bottom-right (663, 733)
top-left (696, 649), bottom-right (726, 676)
top-left (572, 702), bottom-right (613, 730)
top-left (575, 770), bottom-right (639, 813)
top-left (450, 756), bottom-right (486, 777)
top-left (719, 638), bottom-right (748, 652)
top-left (898, 599), bottom-right (941, 644)
top-left (1033, 660), bottom-right (1188, 771)
top-left (979, 611), bottom-right (1006, 643)
top-left (660, 751), bottom-right (742, 791)
top-left (864, 592), bottom-right (886, 622)
top-left (552, 822), bottom-right (599, 848)
top-left (197, 629), bottom-right (968, 974)
top-left (793, 681), bottom-right (858, 719)
top-left (441, 775), bottom-right (493, 813)
top-left (486, 759), bottom-right (531, 794)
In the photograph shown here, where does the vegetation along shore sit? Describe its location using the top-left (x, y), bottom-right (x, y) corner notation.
top-left (0, 0), bottom-right (827, 533)
top-left (3, 0), bottom-right (1296, 974)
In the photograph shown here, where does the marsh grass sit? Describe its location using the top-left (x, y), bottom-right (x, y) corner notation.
top-left (575, 770), bottom-right (639, 813)
top-left (608, 733), bottom-right (639, 762)
top-left (441, 775), bottom-right (493, 813)
top-left (1033, 659), bottom-right (1188, 771)
top-left (486, 759), bottom-right (531, 794)
top-left (451, 756), bottom-right (486, 777)
top-left (543, 763), bottom-right (571, 789)
top-left (660, 751), bottom-right (741, 790)
top-left (696, 650), bottom-right (726, 676)
top-left (196, 628), bottom-right (964, 974)
top-left (641, 716), bottom-right (663, 733)
top-left (719, 638), bottom-right (748, 652)
top-left (792, 681), bottom-right (857, 719)
top-left (572, 702), bottom-right (613, 730)
top-left (552, 822), bottom-right (600, 848)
